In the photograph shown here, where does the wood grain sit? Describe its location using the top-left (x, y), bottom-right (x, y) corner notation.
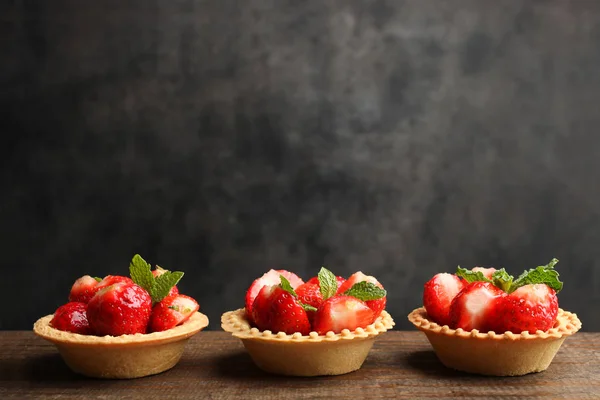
top-left (0, 331), bottom-right (598, 399)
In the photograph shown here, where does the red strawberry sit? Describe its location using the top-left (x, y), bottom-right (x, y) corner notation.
top-left (492, 284), bottom-right (558, 334)
top-left (251, 285), bottom-right (311, 335)
top-left (69, 275), bottom-right (100, 303)
top-left (471, 267), bottom-right (497, 279)
top-left (245, 269), bottom-right (304, 323)
top-left (306, 275), bottom-right (346, 288)
top-left (149, 294), bottom-right (199, 332)
top-left (152, 267), bottom-right (179, 296)
top-left (95, 275), bottom-right (134, 292)
top-left (337, 272), bottom-right (387, 318)
top-left (313, 295), bottom-right (375, 335)
top-left (50, 302), bottom-right (92, 335)
top-left (423, 273), bottom-right (466, 326)
top-left (87, 282), bottom-right (152, 336)
top-left (449, 281), bottom-right (505, 331)
top-left (295, 283), bottom-right (322, 321)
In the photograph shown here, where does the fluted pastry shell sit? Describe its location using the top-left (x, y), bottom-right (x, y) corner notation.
top-left (33, 311), bottom-right (209, 379)
top-left (221, 308), bottom-right (395, 376)
top-left (408, 307), bottom-right (581, 376)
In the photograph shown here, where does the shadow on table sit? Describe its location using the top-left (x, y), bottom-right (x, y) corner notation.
top-left (0, 353), bottom-right (82, 382)
top-left (403, 350), bottom-right (472, 378)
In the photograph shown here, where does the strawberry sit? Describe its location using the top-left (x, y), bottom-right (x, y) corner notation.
top-left (492, 284), bottom-right (559, 334)
top-left (69, 275), bottom-right (101, 303)
top-left (423, 273), bottom-right (466, 327)
top-left (306, 275), bottom-right (346, 288)
top-left (449, 281), bottom-right (506, 331)
top-left (313, 295), bottom-right (375, 335)
top-left (149, 294), bottom-right (199, 332)
top-left (337, 271), bottom-right (387, 318)
top-left (245, 269), bottom-right (304, 323)
top-left (471, 267), bottom-right (497, 280)
top-left (50, 302), bottom-right (92, 335)
top-left (87, 282), bottom-right (152, 336)
top-left (251, 285), bottom-right (311, 335)
top-left (295, 283), bottom-right (322, 321)
top-left (152, 266), bottom-right (180, 296)
top-left (95, 275), bottom-right (133, 292)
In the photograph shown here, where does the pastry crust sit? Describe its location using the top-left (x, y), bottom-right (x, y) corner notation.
top-left (33, 311), bottom-right (209, 379)
top-left (408, 307), bottom-right (581, 376)
top-left (221, 308), bottom-right (394, 376)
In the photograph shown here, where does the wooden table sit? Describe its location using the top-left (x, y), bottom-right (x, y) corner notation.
top-left (1, 331), bottom-right (598, 399)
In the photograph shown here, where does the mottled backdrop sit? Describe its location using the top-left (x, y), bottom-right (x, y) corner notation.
top-left (1, 1), bottom-right (599, 331)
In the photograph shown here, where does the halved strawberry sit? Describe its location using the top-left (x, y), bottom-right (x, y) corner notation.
top-left (306, 275), bottom-right (346, 288)
top-left (251, 284), bottom-right (277, 330)
top-left (69, 275), bottom-right (100, 303)
top-left (87, 282), bottom-right (152, 336)
top-left (149, 294), bottom-right (200, 332)
top-left (50, 302), bottom-right (92, 335)
top-left (313, 295), bottom-right (375, 335)
top-left (423, 273), bottom-right (466, 327)
top-left (491, 284), bottom-right (558, 334)
top-left (337, 272), bottom-right (386, 318)
top-left (449, 281), bottom-right (505, 331)
top-left (251, 285), bottom-right (311, 335)
top-left (245, 269), bottom-right (304, 323)
top-left (471, 267), bottom-right (497, 280)
top-left (152, 267), bottom-right (179, 296)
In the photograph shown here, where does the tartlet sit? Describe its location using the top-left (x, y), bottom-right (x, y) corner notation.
top-left (34, 311), bottom-right (209, 379)
top-left (222, 308), bottom-right (395, 376)
top-left (408, 307), bottom-right (581, 376)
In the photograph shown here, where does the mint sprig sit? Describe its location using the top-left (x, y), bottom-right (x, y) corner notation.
top-left (317, 266), bottom-right (338, 300)
top-left (279, 275), bottom-right (318, 312)
top-left (455, 258), bottom-right (563, 294)
top-left (343, 281), bottom-right (386, 301)
top-left (129, 254), bottom-right (184, 304)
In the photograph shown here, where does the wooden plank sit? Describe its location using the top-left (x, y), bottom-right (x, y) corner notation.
top-left (0, 332), bottom-right (598, 399)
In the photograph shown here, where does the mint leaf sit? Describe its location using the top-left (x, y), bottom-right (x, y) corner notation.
top-left (280, 275), bottom-right (318, 312)
top-left (152, 271), bottom-right (184, 303)
top-left (343, 281), bottom-right (386, 301)
top-left (509, 258), bottom-right (563, 293)
top-left (317, 266), bottom-right (337, 300)
top-left (491, 268), bottom-right (514, 292)
top-left (129, 254), bottom-right (155, 294)
top-left (93, 276), bottom-right (102, 282)
top-left (456, 266), bottom-right (492, 283)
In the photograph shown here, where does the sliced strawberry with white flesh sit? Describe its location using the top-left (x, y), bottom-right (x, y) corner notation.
top-left (337, 271), bottom-right (386, 318)
top-left (313, 295), bottom-right (375, 335)
top-left (471, 267), bottom-right (497, 280)
top-left (149, 294), bottom-right (200, 333)
top-left (250, 284), bottom-right (277, 331)
top-left (69, 275), bottom-right (101, 303)
top-left (449, 281), bottom-right (505, 331)
top-left (423, 273), bottom-right (466, 327)
top-left (245, 269), bottom-right (304, 323)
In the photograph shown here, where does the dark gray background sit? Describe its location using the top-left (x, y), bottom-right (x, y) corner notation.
top-left (1, 1), bottom-right (599, 331)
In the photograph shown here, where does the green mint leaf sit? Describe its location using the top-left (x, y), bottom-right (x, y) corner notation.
top-left (301, 303), bottom-right (318, 312)
top-left (509, 258), bottom-right (563, 293)
top-left (152, 271), bottom-right (184, 303)
top-left (491, 268), bottom-right (514, 292)
top-left (343, 281), bottom-right (386, 301)
top-left (317, 266), bottom-right (337, 300)
top-left (129, 254), bottom-right (155, 294)
top-left (279, 275), bottom-right (298, 297)
top-left (456, 266), bottom-right (492, 283)
top-left (93, 276), bottom-right (102, 282)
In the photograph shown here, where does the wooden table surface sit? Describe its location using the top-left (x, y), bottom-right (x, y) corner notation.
top-left (1, 331), bottom-right (598, 399)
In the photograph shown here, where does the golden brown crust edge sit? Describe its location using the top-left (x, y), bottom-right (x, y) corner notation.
top-left (408, 307), bottom-right (581, 340)
top-left (221, 308), bottom-right (395, 342)
top-left (33, 311), bottom-right (209, 347)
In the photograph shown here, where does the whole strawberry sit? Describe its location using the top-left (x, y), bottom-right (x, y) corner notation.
top-left (87, 282), bottom-right (152, 336)
top-left (265, 287), bottom-right (312, 335)
top-left (50, 302), bottom-right (92, 335)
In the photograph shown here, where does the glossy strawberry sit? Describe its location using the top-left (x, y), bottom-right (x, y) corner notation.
top-left (306, 275), bottom-right (346, 288)
top-left (471, 267), bottom-right (497, 280)
top-left (492, 284), bottom-right (558, 334)
top-left (87, 282), bottom-right (152, 336)
top-left (251, 285), bottom-right (311, 335)
top-left (50, 302), bottom-right (92, 335)
top-left (149, 294), bottom-right (199, 332)
top-left (337, 272), bottom-right (387, 318)
top-left (449, 281), bottom-right (506, 331)
top-left (245, 269), bottom-right (304, 323)
top-left (69, 275), bottom-right (100, 303)
top-left (95, 275), bottom-right (134, 292)
top-left (295, 283), bottom-right (322, 321)
top-left (152, 267), bottom-right (179, 296)
top-left (313, 295), bottom-right (375, 335)
top-left (423, 273), bottom-right (466, 327)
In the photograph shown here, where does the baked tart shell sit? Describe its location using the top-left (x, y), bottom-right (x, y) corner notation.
top-left (221, 308), bottom-right (395, 376)
top-left (33, 311), bottom-right (209, 379)
top-left (408, 307), bottom-right (581, 376)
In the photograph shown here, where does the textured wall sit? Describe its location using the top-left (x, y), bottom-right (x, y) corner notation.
top-left (1, 0), bottom-right (599, 331)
